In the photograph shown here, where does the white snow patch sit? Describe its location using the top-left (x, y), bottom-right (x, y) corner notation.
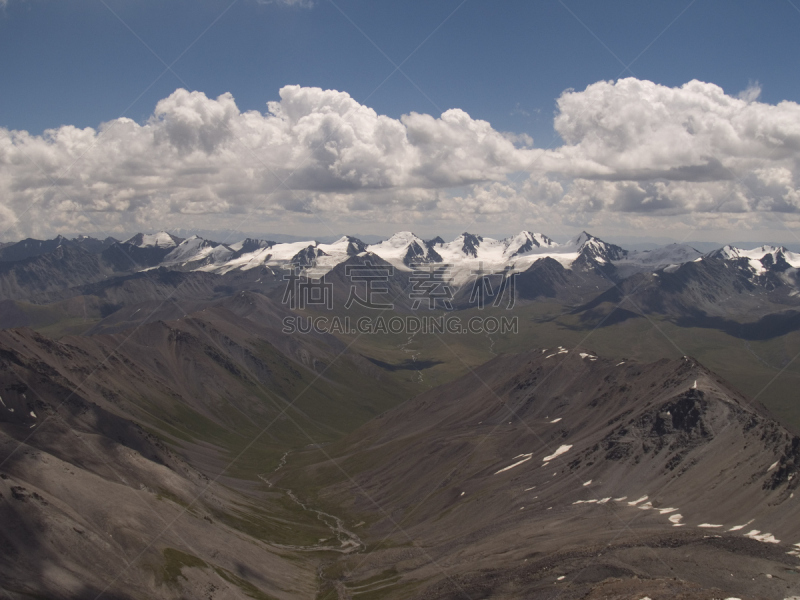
top-left (613, 496), bottom-right (627, 502)
top-left (745, 529), bottom-right (761, 537)
top-left (768, 460), bottom-right (780, 472)
top-left (744, 530), bottom-right (780, 544)
top-left (728, 520), bottom-right (754, 532)
top-left (460, 492), bottom-right (465, 497)
top-left (29, 411), bottom-right (36, 419)
top-left (542, 445), bottom-right (572, 462)
top-left (668, 514), bottom-right (683, 524)
top-left (628, 495), bottom-right (648, 506)
top-left (597, 497), bottom-right (611, 504)
top-left (524, 486), bottom-right (536, 491)
top-left (582, 480), bottom-right (592, 487)
top-left (658, 508), bottom-right (678, 514)
top-left (616, 361), bottom-right (625, 366)
top-left (125, 231), bottom-right (178, 248)
top-left (638, 501), bottom-right (653, 510)
top-left (692, 380), bottom-right (697, 389)
top-left (698, 523), bottom-right (724, 528)
top-left (549, 417), bottom-right (562, 423)
top-left (495, 455), bottom-right (533, 474)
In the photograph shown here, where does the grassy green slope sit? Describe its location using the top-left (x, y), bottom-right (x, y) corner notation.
top-left (333, 301), bottom-right (800, 431)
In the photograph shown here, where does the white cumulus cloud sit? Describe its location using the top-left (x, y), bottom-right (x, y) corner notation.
top-left (0, 86), bottom-right (536, 238)
top-left (2, 78), bottom-right (800, 239)
top-left (530, 78), bottom-right (800, 217)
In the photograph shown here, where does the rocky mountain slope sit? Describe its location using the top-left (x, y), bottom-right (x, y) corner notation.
top-left (575, 242), bottom-right (800, 334)
top-left (0, 293), bottom-right (414, 599)
top-left (281, 348), bottom-right (800, 599)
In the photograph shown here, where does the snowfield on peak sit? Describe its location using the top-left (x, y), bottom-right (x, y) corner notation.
top-left (162, 236), bottom-right (233, 267)
top-left (114, 230), bottom-right (649, 284)
top-left (112, 230), bottom-right (800, 298)
top-left (123, 231), bottom-right (182, 248)
top-left (366, 231), bottom-right (584, 287)
top-left (713, 244), bottom-right (800, 274)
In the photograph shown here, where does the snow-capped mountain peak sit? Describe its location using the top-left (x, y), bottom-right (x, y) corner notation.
top-left (326, 236), bottom-right (368, 256)
top-left (568, 231), bottom-right (627, 263)
top-left (715, 244), bottom-right (795, 263)
top-left (377, 231), bottom-right (424, 248)
top-left (162, 235), bottom-right (233, 267)
top-left (368, 232), bottom-right (441, 267)
top-left (229, 238), bottom-right (275, 254)
top-left (124, 231), bottom-right (183, 249)
top-left (706, 244), bottom-right (800, 276)
top-left (425, 236), bottom-right (445, 247)
top-left (503, 231), bottom-right (558, 259)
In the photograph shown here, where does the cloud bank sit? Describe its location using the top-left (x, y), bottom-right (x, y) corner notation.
top-left (1, 78), bottom-right (799, 239)
top-left (543, 78), bottom-right (800, 218)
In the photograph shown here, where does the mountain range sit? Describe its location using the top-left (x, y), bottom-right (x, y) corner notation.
top-left (2, 229), bottom-right (798, 300)
top-left (3, 228), bottom-right (800, 598)
top-left (2, 230), bottom-right (800, 340)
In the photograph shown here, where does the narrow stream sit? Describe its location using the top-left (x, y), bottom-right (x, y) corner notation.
top-left (258, 451), bottom-right (364, 554)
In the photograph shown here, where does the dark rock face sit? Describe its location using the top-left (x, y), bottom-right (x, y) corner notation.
top-left (402, 240), bottom-right (441, 266)
top-left (460, 232), bottom-right (483, 258)
top-left (290, 245), bottom-right (326, 267)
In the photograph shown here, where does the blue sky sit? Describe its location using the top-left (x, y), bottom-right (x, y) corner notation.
top-left (4, 0), bottom-right (798, 142)
top-left (2, 0), bottom-right (800, 242)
